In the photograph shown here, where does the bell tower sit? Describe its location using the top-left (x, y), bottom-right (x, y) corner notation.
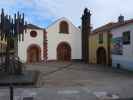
top-left (81, 8), bottom-right (91, 63)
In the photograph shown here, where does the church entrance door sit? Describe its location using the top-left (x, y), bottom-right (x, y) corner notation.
top-left (27, 44), bottom-right (41, 63)
top-left (57, 42), bottom-right (71, 61)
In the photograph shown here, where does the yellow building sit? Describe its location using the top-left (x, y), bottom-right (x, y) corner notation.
top-left (89, 23), bottom-right (113, 65)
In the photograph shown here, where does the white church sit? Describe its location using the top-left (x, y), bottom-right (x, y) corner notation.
top-left (47, 17), bottom-right (81, 61)
top-left (18, 24), bottom-right (47, 63)
top-left (18, 17), bottom-right (82, 63)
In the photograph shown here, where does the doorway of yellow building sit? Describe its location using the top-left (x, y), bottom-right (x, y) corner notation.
top-left (96, 47), bottom-right (107, 65)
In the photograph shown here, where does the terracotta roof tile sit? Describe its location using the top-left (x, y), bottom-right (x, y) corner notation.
top-left (92, 18), bottom-right (133, 35)
top-left (92, 22), bottom-right (115, 33)
top-left (25, 24), bottom-right (44, 30)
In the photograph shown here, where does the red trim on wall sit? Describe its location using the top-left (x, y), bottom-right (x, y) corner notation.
top-left (43, 30), bottom-right (48, 63)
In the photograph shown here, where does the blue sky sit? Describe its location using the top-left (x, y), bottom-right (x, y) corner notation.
top-left (1, 0), bottom-right (133, 29)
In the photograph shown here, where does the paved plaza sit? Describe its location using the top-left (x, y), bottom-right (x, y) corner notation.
top-left (1, 62), bottom-right (133, 99)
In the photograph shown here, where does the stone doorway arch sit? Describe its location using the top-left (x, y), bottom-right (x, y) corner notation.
top-left (27, 44), bottom-right (41, 63)
top-left (57, 42), bottom-right (71, 61)
top-left (97, 47), bottom-right (107, 65)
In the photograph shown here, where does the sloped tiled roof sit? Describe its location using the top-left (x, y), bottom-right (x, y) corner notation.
top-left (25, 24), bottom-right (44, 30)
top-left (46, 17), bottom-right (81, 32)
top-left (110, 19), bottom-right (133, 29)
top-left (92, 22), bottom-right (115, 33)
top-left (92, 18), bottom-right (133, 35)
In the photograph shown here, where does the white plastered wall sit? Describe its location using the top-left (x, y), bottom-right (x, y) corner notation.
top-left (18, 29), bottom-right (44, 62)
top-left (47, 17), bottom-right (81, 60)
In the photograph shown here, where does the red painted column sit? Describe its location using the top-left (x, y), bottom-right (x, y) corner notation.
top-left (43, 30), bottom-right (48, 63)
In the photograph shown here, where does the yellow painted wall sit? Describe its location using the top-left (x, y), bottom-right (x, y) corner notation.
top-left (89, 31), bottom-right (109, 64)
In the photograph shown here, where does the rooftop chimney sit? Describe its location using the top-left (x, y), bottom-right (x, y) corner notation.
top-left (118, 15), bottom-right (124, 23)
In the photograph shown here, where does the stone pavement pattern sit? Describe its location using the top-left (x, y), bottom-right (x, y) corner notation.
top-left (0, 88), bottom-right (9, 100)
top-left (14, 87), bottom-right (98, 100)
top-left (1, 62), bottom-right (133, 100)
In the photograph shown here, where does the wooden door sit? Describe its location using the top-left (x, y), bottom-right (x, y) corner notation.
top-left (27, 45), bottom-right (40, 63)
top-left (97, 47), bottom-right (107, 65)
top-left (57, 42), bottom-right (71, 61)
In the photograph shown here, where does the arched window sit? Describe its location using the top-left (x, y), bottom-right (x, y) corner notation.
top-left (59, 21), bottom-right (69, 33)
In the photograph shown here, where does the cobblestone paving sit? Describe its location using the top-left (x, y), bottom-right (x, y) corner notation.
top-left (1, 62), bottom-right (133, 100)
top-left (24, 62), bottom-right (133, 99)
top-left (0, 88), bottom-right (9, 100)
top-left (14, 87), bottom-right (98, 100)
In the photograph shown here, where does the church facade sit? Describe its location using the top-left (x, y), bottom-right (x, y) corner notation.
top-left (18, 17), bottom-right (82, 63)
top-left (18, 24), bottom-right (47, 63)
top-left (17, 8), bottom-right (91, 63)
top-left (47, 17), bottom-right (82, 61)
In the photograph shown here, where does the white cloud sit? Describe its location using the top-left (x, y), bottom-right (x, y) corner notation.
top-left (83, 0), bottom-right (133, 28)
top-left (0, 0), bottom-right (133, 28)
top-left (33, 0), bottom-right (133, 28)
top-left (33, 0), bottom-right (86, 26)
top-left (0, 0), bottom-right (16, 8)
